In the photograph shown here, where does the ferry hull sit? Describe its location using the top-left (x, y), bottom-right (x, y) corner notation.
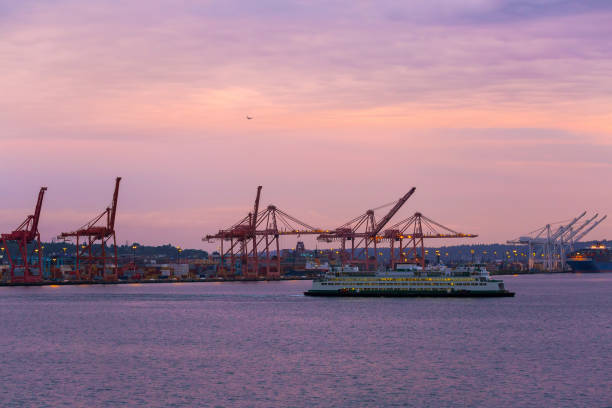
top-left (304, 289), bottom-right (515, 297)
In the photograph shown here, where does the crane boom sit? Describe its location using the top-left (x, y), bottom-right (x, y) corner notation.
top-left (30, 187), bottom-right (47, 239)
top-left (371, 187), bottom-right (416, 236)
top-left (574, 215), bottom-right (607, 242)
top-left (550, 211), bottom-right (586, 241)
top-left (252, 186), bottom-right (262, 230)
top-left (108, 177), bottom-right (121, 230)
top-left (562, 213), bottom-right (598, 242)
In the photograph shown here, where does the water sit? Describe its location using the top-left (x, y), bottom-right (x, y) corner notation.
top-left (1, 275), bottom-right (611, 407)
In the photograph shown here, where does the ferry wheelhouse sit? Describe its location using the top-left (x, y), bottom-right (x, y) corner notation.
top-left (304, 263), bottom-right (514, 297)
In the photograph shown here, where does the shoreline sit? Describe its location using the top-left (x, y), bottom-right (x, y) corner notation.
top-left (1, 271), bottom-right (598, 287)
top-left (0, 276), bottom-right (313, 287)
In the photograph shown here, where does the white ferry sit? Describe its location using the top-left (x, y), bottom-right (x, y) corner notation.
top-left (304, 263), bottom-right (514, 297)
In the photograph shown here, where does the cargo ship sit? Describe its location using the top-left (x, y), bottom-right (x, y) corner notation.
top-left (566, 243), bottom-right (612, 273)
top-left (304, 263), bottom-right (514, 297)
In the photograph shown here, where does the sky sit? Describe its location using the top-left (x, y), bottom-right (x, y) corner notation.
top-left (1, 0), bottom-right (611, 250)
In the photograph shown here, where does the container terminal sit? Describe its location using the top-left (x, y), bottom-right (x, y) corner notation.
top-left (0, 180), bottom-right (608, 286)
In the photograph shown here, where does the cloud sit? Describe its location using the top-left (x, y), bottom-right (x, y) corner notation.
top-left (379, 0), bottom-right (612, 24)
top-left (1, 0), bottom-right (610, 246)
top-left (3, 1), bottom-right (612, 118)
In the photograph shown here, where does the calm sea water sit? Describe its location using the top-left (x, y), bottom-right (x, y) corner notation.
top-left (1, 275), bottom-right (611, 407)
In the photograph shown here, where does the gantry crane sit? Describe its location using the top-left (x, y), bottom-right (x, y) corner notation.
top-left (383, 212), bottom-right (477, 268)
top-left (1, 187), bottom-right (47, 283)
top-left (204, 186), bottom-right (324, 279)
top-left (508, 211), bottom-right (606, 271)
top-left (59, 177), bottom-right (121, 281)
top-left (317, 188), bottom-right (416, 270)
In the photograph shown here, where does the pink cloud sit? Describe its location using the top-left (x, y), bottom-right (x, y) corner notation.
top-left (1, 1), bottom-right (610, 248)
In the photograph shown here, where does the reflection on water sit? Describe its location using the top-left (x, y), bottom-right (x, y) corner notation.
top-left (1, 275), bottom-right (611, 407)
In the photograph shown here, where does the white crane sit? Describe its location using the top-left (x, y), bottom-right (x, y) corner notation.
top-left (573, 215), bottom-right (607, 243)
top-left (561, 213), bottom-right (599, 250)
top-left (509, 211), bottom-right (607, 272)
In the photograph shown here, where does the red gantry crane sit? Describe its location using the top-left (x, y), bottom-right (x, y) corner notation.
top-left (1, 187), bottom-right (47, 283)
top-left (59, 177), bottom-right (121, 281)
top-left (317, 187), bottom-right (416, 270)
top-left (204, 186), bottom-right (324, 279)
top-left (383, 212), bottom-right (477, 268)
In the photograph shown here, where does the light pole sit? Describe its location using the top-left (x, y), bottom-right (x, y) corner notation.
top-left (132, 244), bottom-right (138, 274)
top-left (177, 247), bottom-right (182, 264)
top-left (40, 246), bottom-right (45, 279)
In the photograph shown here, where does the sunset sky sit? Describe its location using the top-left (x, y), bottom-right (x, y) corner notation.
top-left (1, 0), bottom-right (611, 250)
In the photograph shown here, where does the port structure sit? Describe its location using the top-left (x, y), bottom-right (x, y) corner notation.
top-left (317, 188), bottom-right (416, 270)
top-left (1, 187), bottom-right (47, 283)
top-left (508, 211), bottom-right (607, 271)
top-left (382, 212), bottom-right (477, 268)
top-left (58, 177), bottom-right (121, 281)
top-left (204, 186), bottom-right (324, 279)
